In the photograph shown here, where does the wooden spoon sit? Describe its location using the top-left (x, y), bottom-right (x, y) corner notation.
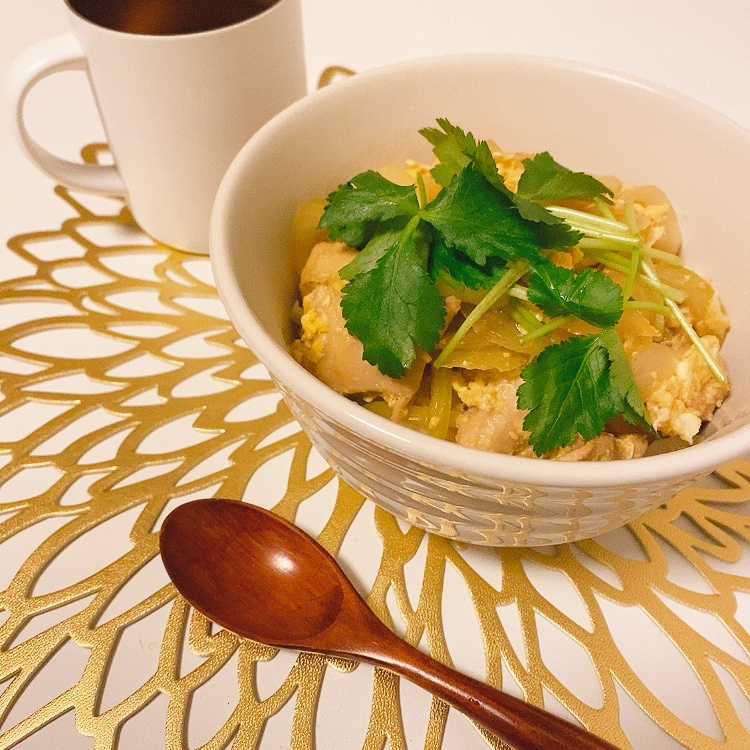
top-left (159, 498), bottom-right (620, 750)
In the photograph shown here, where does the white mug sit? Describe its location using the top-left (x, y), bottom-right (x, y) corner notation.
top-left (6, 0), bottom-right (307, 255)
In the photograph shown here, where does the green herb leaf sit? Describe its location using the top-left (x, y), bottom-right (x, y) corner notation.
top-left (517, 151), bottom-right (614, 204)
top-left (420, 119), bottom-right (520, 197)
top-left (420, 122), bottom-right (583, 249)
top-left (518, 333), bottom-right (614, 454)
top-left (513, 150), bottom-right (613, 248)
top-left (320, 170), bottom-right (419, 248)
top-left (517, 329), bottom-right (650, 455)
top-left (420, 165), bottom-right (541, 266)
top-left (527, 260), bottom-right (624, 328)
top-left (509, 194), bottom-right (581, 250)
top-left (467, 139), bottom-right (516, 194)
top-left (339, 220), bottom-right (410, 280)
top-left (431, 237), bottom-right (510, 290)
top-left (419, 119), bottom-right (479, 187)
top-left (340, 218), bottom-right (445, 378)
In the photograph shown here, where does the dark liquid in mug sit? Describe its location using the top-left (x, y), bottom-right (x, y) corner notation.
top-left (68, 0), bottom-right (280, 35)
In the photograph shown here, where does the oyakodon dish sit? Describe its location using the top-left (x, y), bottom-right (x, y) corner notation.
top-left (290, 120), bottom-right (730, 460)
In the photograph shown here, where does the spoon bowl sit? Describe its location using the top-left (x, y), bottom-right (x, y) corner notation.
top-left (161, 499), bottom-right (345, 644)
top-left (159, 498), bottom-right (621, 750)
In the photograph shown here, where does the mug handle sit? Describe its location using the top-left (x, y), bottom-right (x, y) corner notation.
top-left (6, 33), bottom-right (127, 196)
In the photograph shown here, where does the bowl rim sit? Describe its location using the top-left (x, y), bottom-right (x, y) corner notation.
top-left (210, 52), bottom-right (750, 490)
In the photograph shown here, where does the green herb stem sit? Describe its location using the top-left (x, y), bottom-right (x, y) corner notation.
top-left (594, 196), bottom-right (617, 221)
top-left (578, 236), bottom-right (682, 266)
top-left (433, 259), bottom-right (529, 367)
top-left (416, 172), bottom-right (428, 209)
top-left (436, 269), bottom-right (461, 291)
top-left (640, 258), bottom-right (727, 384)
top-left (581, 247), bottom-right (632, 274)
top-left (623, 300), bottom-right (672, 316)
top-left (581, 230), bottom-right (640, 246)
top-left (427, 366), bottom-right (454, 439)
top-left (641, 276), bottom-right (686, 303)
top-left (508, 297), bottom-right (543, 333)
top-left (622, 244), bottom-right (641, 301)
top-left (639, 245), bottom-right (684, 265)
top-left (520, 315), bottom-right (576, 344)
top-left (402, 214), bottom-right (422, 242)
top-left (578, 236), bottom-right (641, 253)
top-left (624, 201), bottom-right (638, 235)
top-left (582, 245), bottom-right (686, 302)
top-left (547, 205), bottom-right (635, 240)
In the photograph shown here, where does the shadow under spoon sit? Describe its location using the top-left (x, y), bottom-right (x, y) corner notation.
top-left (159, 498), bottom-right (621, 750)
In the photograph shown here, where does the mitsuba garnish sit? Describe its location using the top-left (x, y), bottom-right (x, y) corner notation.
top-left (290, 120), bottom-right (730, 459)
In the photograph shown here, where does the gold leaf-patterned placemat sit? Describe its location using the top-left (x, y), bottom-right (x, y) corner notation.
top-left (0, 148), bottom-right (749, 750)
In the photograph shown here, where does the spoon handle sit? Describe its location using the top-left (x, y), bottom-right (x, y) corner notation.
top-left (356, 619), bottom-right (620, 750)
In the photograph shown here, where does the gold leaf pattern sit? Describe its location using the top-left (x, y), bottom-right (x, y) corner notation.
top-left (0, 144), bottom-right (749, 750)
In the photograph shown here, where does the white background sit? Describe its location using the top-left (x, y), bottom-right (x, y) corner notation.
top-left (2, 2), bottom-right (750, 749)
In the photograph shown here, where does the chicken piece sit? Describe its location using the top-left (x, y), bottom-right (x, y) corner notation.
top-left (549, 433), bottom-right (649, 461)
top-left (452, 371), bottom-right (531, 455)
top-left (299, 241), bottom-right (357, 295)
top-left (291, 241), bottom-right (426, 419)
top-left (630, 334), bottom-right (729, 443)
top-left (454, 407), bottom-right (533, 455)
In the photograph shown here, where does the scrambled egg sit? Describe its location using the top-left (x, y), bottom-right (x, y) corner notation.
top-left (634, 333), bottom-right (729, 443)
top-left (293, 295), bottom-right (329, 363)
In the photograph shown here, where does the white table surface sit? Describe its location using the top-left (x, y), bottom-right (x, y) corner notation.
top-left (2, 2), bottom-right (750, 749)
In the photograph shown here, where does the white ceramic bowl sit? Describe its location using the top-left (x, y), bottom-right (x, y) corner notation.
top-left (210, 54), bottom-right (750, 546)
